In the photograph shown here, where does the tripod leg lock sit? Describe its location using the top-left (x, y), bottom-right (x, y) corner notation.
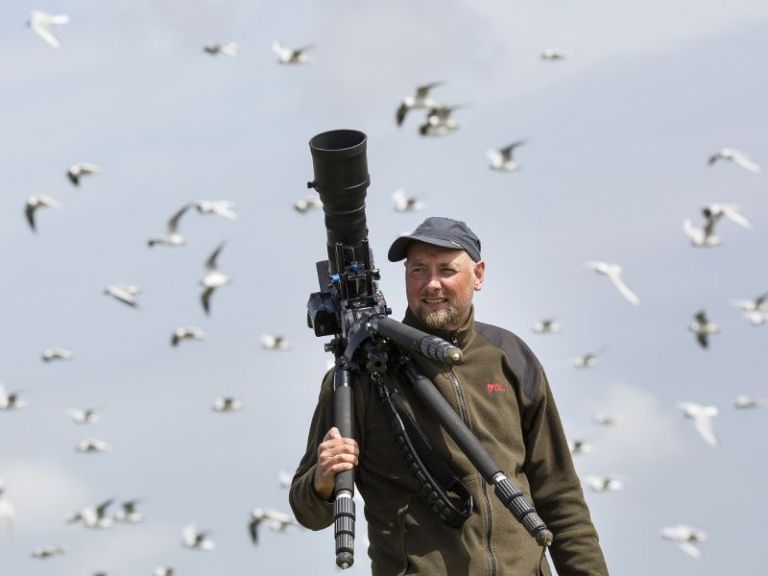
top-left (334, 492), bottom-right (356, 568)
top-left (491, 473), bottom-right (553, 547)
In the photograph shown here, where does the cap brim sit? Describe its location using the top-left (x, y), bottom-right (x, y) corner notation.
top-left (387, 234), bottom-right (466, 262)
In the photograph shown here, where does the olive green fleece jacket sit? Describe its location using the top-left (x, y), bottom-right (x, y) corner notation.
top-left (290, 308), bottom-right (609, 576)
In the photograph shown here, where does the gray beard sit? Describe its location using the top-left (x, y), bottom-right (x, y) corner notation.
top-left (422, 306), bottom-right (460, 331)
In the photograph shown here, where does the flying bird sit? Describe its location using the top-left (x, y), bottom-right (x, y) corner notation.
top-left (703, 204), bottom-right (751, 229)
top-left (114, 500), bottom-right (144, 523)
top-left (584, 475), bottom-right (623, 493)
top-left (66, 499), bottom-right (115, 529)
top-left (261, 334), bottom-right (290, 350)
top-left (76, 439), bottom-right (110, 453)
top-left (182, 523), bottom-right (215, 550)
top-left (541, 48), bottom-right (572, 60)
top-left (272, 40), bottom-right (314, 64)
top-left (707, 148), bottom-right (761, 173)
top-left (25, 195), bottom-right (61, 232)
top-left (194, 200), bottom-right (238, 220)
top-left (200, 242), bottom-right (231, 315)
top-left (42, 347), bottom-right (73, 362)
top-left (248, 508), bottom-right (299, 545)
top-left (28, 11), bottom-right (69, 48)
top-left (104, 284), bottom-right (141, 308)
top-left (660, 524), bottom-right (706, 558)
top-left (293, 194), bottom-right (322, 214)
top-left (0, 477), bottom-right (15, 532)
top-left (212, 396), bottom-right (243, 413)
top-left (69, 408), bottom-right (99, 424)
top-left (153, 568), bottom-right (178, 576)
top-left (678, 402), bottom-right (719, 447)
top-left (532, 318), bottom-right (560, 334)
top-left (396, 82), bottom-right (444, 126)
top-left (203, 42), bottom-right (240, 57)
top-left (419, 104), bottom-right (464, 136)
top-left (683, 216), bottom-right (721, 248)
top-left (0, 385), bottom-right (26, 411)
top-left (730, 292), bottom-right (768, 326)
top-left (171, 326), bottom-right (205, 346)
top-left (584, 261), bottom-right (640, 305)
top-left (567, 439), bottom-right (593, 455)
top-left (572, 347), bottom-right (606, 368)
top-left (31, 545), bottom-right (66, 559)
top-left (591, 413), bottom-right (618, 426)
top-left (67, 163), bottom-right (102, 186)
top-left (487, 140), bottom-right (526, 172)
top-left (734, 395), bottom-right (766, 409)
top-left (392, 189), bottom-right (425, 212)
top-left (147, 204), bottom-right (191, 247)
top-left (689, 310), bottom-right (719, 349)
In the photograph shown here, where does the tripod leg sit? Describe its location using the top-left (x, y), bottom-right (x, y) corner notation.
top-left (333, 366), bottom-right (356, 568)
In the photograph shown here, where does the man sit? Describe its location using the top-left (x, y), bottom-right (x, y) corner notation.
top-left (290, 217), bottom-right (608, 575)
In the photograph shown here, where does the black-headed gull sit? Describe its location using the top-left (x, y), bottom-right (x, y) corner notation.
top-left (200, 242), bottom-right (231, 315)
top-left (67, 163), bottom-right (102, 186)
top-left (293, 194), bottom-right (322, 214)
top-left (541, 48), bottom-right (572, 60)
top-left (261, 334), bottom-right (289, 350)
top-left (678, 402), bottom-right (718, 447)
top-left (532, 318), bottom-right (560, 334)
top-left (0, 385), bottom-right (26, 410)
top-left (707, 148), bottom-right (761, 173)
top-left (272, 40), bottom-right (313, 64)
top-left (396, 82), bottom-right (444, 127)
top-left (212, 396), bottom-right (243, 413)
top-left (114, 500), bottom-right (144, 523)
top-left (28, 11), bottom-right (69, 49)
top-left (69, 408), bottom-right (99, 424)
top-left (104, 284), bottom-right (141, 308)
top-left (66, 499), bottom-right (114, 529)
top-left (567, 439), bottom-right (593, 455)
top-left (487, 141), bottom-right (526, 172)
top-left (730, 292), bottom-right (767, 326)
top-left (392, 189), bottom-right (425, 212)
top-left (583, 475), bottom-right (623, 492)
top-left (42, 347), bottom-right (73, 362)
top-left (171, 327), bottom-right (205, 347)
top-left (683, 216), bottom-right (721, 248)
top-left (147, 204), bottom-right (191, 247)
top-left (203, 42), bottom-right (240, 57)
top-left (660, 524), bottom-right (706, 558)
top-left (248, 508), bottom-right (299, 545)
top-left (194, 200), bottom-right (238, 220)
top-left (734, 395), bottom-right (766, 409)
top-left (76, 439), bottom-right (109, 453)
top-left (584, 261), bottom-right (640, 305)
top-left (25, 195), bottom-right (61, 232)
top-left (31, 545), bottom-right (66, 559)
top-left (689, 311), bottom-right (719, 349)
top-left (182, 523), bottom-right (215, 550)
top-left (419, 105), bottom-right (464, 137)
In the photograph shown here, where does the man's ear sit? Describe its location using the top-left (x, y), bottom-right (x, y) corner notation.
top-left (473, 261), bottom-right (486, 291)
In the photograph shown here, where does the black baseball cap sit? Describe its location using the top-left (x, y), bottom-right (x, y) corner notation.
top-left (388, 217), bottom-right (482, 262)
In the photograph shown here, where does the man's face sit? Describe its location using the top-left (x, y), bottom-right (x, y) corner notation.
top-left (404, 242), bottom-right (485, 331)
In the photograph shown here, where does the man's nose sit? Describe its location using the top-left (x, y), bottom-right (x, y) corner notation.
top-left (426, 273), bottom-right (442, 289)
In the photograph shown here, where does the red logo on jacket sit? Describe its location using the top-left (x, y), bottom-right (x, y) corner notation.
top-left (486, 382), bottom-right (506, 393)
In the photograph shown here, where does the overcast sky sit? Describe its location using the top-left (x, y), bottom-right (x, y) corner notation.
top-left (1, 1), bottom-right (767, 575)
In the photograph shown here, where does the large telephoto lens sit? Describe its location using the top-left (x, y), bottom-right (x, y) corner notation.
top-left (308, 130), bottom-right (370, 260)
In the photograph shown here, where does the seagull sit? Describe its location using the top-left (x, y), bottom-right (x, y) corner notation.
top-left (678, 402), bottom-right (719, 447)
top-left (31, 545), bottom-right (66, 559)
top-left (0, 477), bottom-right (15, 532)
top-left (212, 396), bottom-right (243, 413)
top-left (392, 189), bottom-right (425, 212)
top-left (0, 385), bottom-right (26, 410)
top-left (293, 194), bottom-right (323, 214)
top-left (248, 508), bottom-right (299, 545)
top-left (153, 567), bottom-right (178, 576)
top-left (28, 11), bottom-right (69, 48)
top-left (42, 347), bottom-right (73, 362)
top-left (689, 310), bottom-right (719, 349)
top-left (261, 334), bottom-right (289, 350)
top-left (203, 42), bottom-right (240, 57)
top-left (572, 347), bottom-right (606, 368)
top-left (194, 200), bottom-right (239, 220)
top-left (683, 216), bottom-right (721, 248)
top-left (487, 141), bottom-right (526, 172)
top-left (25, 195), bottom-right (61, 232)
top-left (200, 242), bottom-right (231, 315)
top-left (730, 292), bottom-right (768, 326)
top-left (532, 318), bottom-right (560, 334)
top-left (584, 475), bottom-right (623, 492)
top-left (67, 163), bottom-right (102, 186)
top-left (182, 523), bottom-right (215, 550)
top-left (567, 439), bottom-right (593, 455)
top-left (104, 284), bottom-right (141, 308)
top-left (591, 413), bottom-right (618, 426)
top-left (396, 82), bottom-right (444, 126)
top-left (147, 204), bottom-right (191, 247)
top-left (76, 439), bottom-right (110, 453)
top-left (67, 499), bottom-right (115, 529)
top-left (419, 104), bottom-right (464, 136)
top-left (541, 48), bottom-right (572, 60)
top-left (703, 204), bottom-right (751, 229)
top-left (272, 40), bottom-right (314, 64)
top-left (660, 524), bottom-right (706, 558)
top-left (734, 395), bottom-right (766, 409)
top-left (69, 408), bottom-right (99, 424)
top-left (584, 261), bottom-right (640, 305)
top-left (707, 148), bottom-right (761, 173)
top-left (171, 326), bottom-right (205, 347)
top-left (114, 500), bottom-right (144, 524)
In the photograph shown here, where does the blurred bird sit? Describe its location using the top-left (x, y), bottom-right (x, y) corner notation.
top-left (567, 439), bottom-right (593, 455)
top-left (171, 326), bottom-right (205, 347)
top-left (203, 42), bottom-right (240, 57)
top-left (678, 402), bottom-right (719, 447)
top-left (419, 105), bottom-right (463, 136)
top-left (66, 499), bottom-right (115, 529)
top-left (660, 524), bottom-right (706, 558)
top-left (584, 261), bottom-right (640, 305)
top-left (541, 48), bottom-right (572, 60)
top-left (76, 439), bottom-right (110, 453)
top-left (272, 40), bottom-right (313, 64)
top-left (153, 568), bottom-right (178, 576)
top-left (572, 347), bottom-right (606, 368)
top-left (194, 200), bottom-right (238, 220)
top-left (730, 292), bottom-right (768, 326)
top-left (392, 189), bottom-right (425, 212)
top-left (69, 408), bottom-right (99, 424)
top-left (67, 163), bottom-right (102, 186)
top-left (201, 242), bottom-right (231, 315)
top-left (734, 395), bottom-right (766, 409)
top-left (261, 334), bottom-right (290, 350)
top-left (487, 140), bottom-right (526, 172)
top-left (248, 508), bottom-right (299, 545)
top-left (25, 195), bottom-right (61, 232)
top-left (114, 500), bottom-right (144, 524)
top-left (0, 385), bottom-right (26, 411)
top-left (689, 311), bottom-right (719, 349)
top-left (278, 470), bottom-right (292, 489)
top-left (104, 284), bottom-right (141, 308)
top-left (293, 194), bottom-right (322, 214)
top-left (703, 204), bottom-right (751, 229)
top-left (147, 204), bottom-right (191, 247)
top-left (591, 413), bottom-right (618, 426)
top-left (396, 82), bottom-right (443, 126)
top-left (31, 545), bottom-right (66, 559)
top-left (28, 11), bottom-right (69, 48)
top-left (41, 347), bottom-right (73, 362)
top-left (532, 318), bottom-right (560, 334)
top-left (0, 477), bottom-right (15, 532)
top-left (707, 147), bottom-right (761, 173)
top-left (182, 523), bottom-right (215, 550)
top-left (584, 475), bottom-right (623, 492)
top-left (683, 216), bottom-right (721, 248)
top-left (212, 396), bottom-right (243, 413)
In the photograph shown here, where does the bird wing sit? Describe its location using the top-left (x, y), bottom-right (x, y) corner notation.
top-left (678, 542), bottom-right (702, 558)
top-left (499, 140), bottom-right (526, 157)
top-left (415, 81), bottom-right (442, 99)
top-left (25, 202), bottom-right (38, 231)
top-left (692, 413), bottom-right (718, 447)
top-left (248, 517), bottom-right (260, 544)
top-left (205, 242), bottom-right (226, 270)
top-left (395, 102), bottom-right (409, 126)
top-left (608, 272), bottom-right (640, 305)
top-left (167, 204), bottom-right (191, 233)
top-left (732, 152), bottom-right (761, 173)
top-left (32, 22), bottom-right (62, 48)
top-left (201, 287), bottom-right (214, 315)
top-left (720, 205), bottom-right (751, 229)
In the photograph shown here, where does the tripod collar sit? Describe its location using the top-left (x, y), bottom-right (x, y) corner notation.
top-left (402, 306), bottom-right (476, 351)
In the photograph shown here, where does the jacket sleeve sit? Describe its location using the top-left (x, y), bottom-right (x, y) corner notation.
top-left (289, 371), bottom-right (336, 530)
top-left (522, 365), bottom-right (609, 576)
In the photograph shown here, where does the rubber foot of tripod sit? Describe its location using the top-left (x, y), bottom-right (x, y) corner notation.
top-left (336, 551), bottom-right (354, 569)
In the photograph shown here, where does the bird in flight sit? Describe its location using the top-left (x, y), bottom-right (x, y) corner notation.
top-left (25, 195), bottom-right (61, 232)
top-left (584, 261), bottom-right (640, 305)
top-left (28, 11), bottom-right (69, 48)
top-left (396, 82), bottom-right (444, 127)
top-left (200, 242), bottom-right (231, 315)
top-left (689, 310), bottom-right (719, 349)
top-left (272, 41), bottom-right (314, 64)
top-left (147, 204), bottom-right (191, 247)
top-left (660, 524), bottom-right (706, 558)
top-left (487, 140), bottom-right (526, 172)
top-left (707, 147), bottom-right (761, 173)
top-left (678, 402), bottom-right (719, 447)
top-left (67, 163), bottom-right (102, 186)
top-left (203, 42), bottom-right (240, 57)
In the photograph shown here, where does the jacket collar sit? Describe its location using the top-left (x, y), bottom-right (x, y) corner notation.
top-left (402, 306), bottom-right (476, 350)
